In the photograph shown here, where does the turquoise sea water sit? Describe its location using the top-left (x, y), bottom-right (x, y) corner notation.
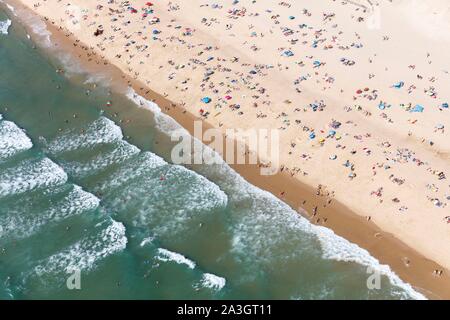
top-left (0, 7), bottom-right (423, 299)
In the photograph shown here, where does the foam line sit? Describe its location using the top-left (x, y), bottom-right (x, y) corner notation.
top-left (0, 120), bottom-right (33, 160)
top-left (0, 158), bottom-right (67, 198)
top-left (31, 219), bottom-right (127, 280)
top-left (156, 248), bottom-right (196, 269)
top-left (46, 117), bottom-right (123, 154)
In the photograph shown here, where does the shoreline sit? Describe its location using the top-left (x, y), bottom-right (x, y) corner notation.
top-left (4, 0), bottom-right (450, 299)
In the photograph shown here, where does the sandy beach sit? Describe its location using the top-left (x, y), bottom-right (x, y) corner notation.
top-left (5, 0), bottom-right (450, 298)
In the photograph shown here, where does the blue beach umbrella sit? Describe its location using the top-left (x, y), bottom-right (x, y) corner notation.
top-left (201, 97), bottom-right (211, 104)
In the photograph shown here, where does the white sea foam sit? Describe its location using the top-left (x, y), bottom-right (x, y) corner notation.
top-left (156, 248), bottom-right (196, 269)
top-left (5, 4), bottom-right (15, 14)
top-left (0, 19), bottom-right (11, 35)
top-left (62, 140), bottom-right (140, 178)
top-left (83, 73), bottom-right (112, 87)
top-left (0, 0), bottom-right (16, 14)
top-left (0, 157), bottom-right (67, 198)
top-left (140, 236), bottom-right (155, 247)
top-left (0, 185), bottom-right (99, 241)
top-left (134, 164), bottom-right (228, 212)
top-left (0, 120), bottom-right (33, 160)
top-left (126, 87), bottom-right (203, 153)
top-left (54, 49), bottom-right (86, 75)
top-left (32, 219), bottom-right (127, 279)
top-left (46, 117), bottom-right (123, 154)
top-left (313, 225), bottom-right (426, 300)
top-left (48, 116), bottom-right (226, 234)
top-left (125, 87), bottom-right (161, 114)
top-left (226, 172), bottom-right (425, 299)
top-left (199, 273), bottom-right (226, 291)
top-left (104, 163), bottom-right (228, 238)
top-left (15, 6), bottom-right (52, 47)
top-left (91, 152), bottom-right (166, 194)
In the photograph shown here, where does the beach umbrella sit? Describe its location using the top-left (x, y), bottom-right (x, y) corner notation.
top-left (201, 97), bottom-right (211, 104)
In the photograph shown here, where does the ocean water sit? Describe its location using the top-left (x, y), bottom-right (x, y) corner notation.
top-left (0, 7), bottom-right (424, 299)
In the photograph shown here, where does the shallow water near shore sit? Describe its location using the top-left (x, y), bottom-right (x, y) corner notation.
top-left (0, 8), bottom-right (424, 299)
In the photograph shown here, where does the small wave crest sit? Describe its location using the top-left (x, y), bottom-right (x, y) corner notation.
top-left (199, 273), bottom-right (226, 291)
top-left (0, 185), bottom-right (99, 241)
top-left (0, 157), bottom-right (67, 198)
top-left (46, 117), bottom-right (123, 154)
top-left (30, 219), bottom-right (127, 283)
top-left (0, 119), bottom-right (33, 160)
top-left (0, 19), bottom-right (11, 35)
top-left (156, 248), bottom-right (196, 269)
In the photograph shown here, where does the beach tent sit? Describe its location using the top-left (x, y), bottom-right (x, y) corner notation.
top-left (201, 97), bottom-right (211, 104)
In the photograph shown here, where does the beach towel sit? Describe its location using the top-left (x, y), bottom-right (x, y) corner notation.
top-left (410, 105), bottom-right (424, 113)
